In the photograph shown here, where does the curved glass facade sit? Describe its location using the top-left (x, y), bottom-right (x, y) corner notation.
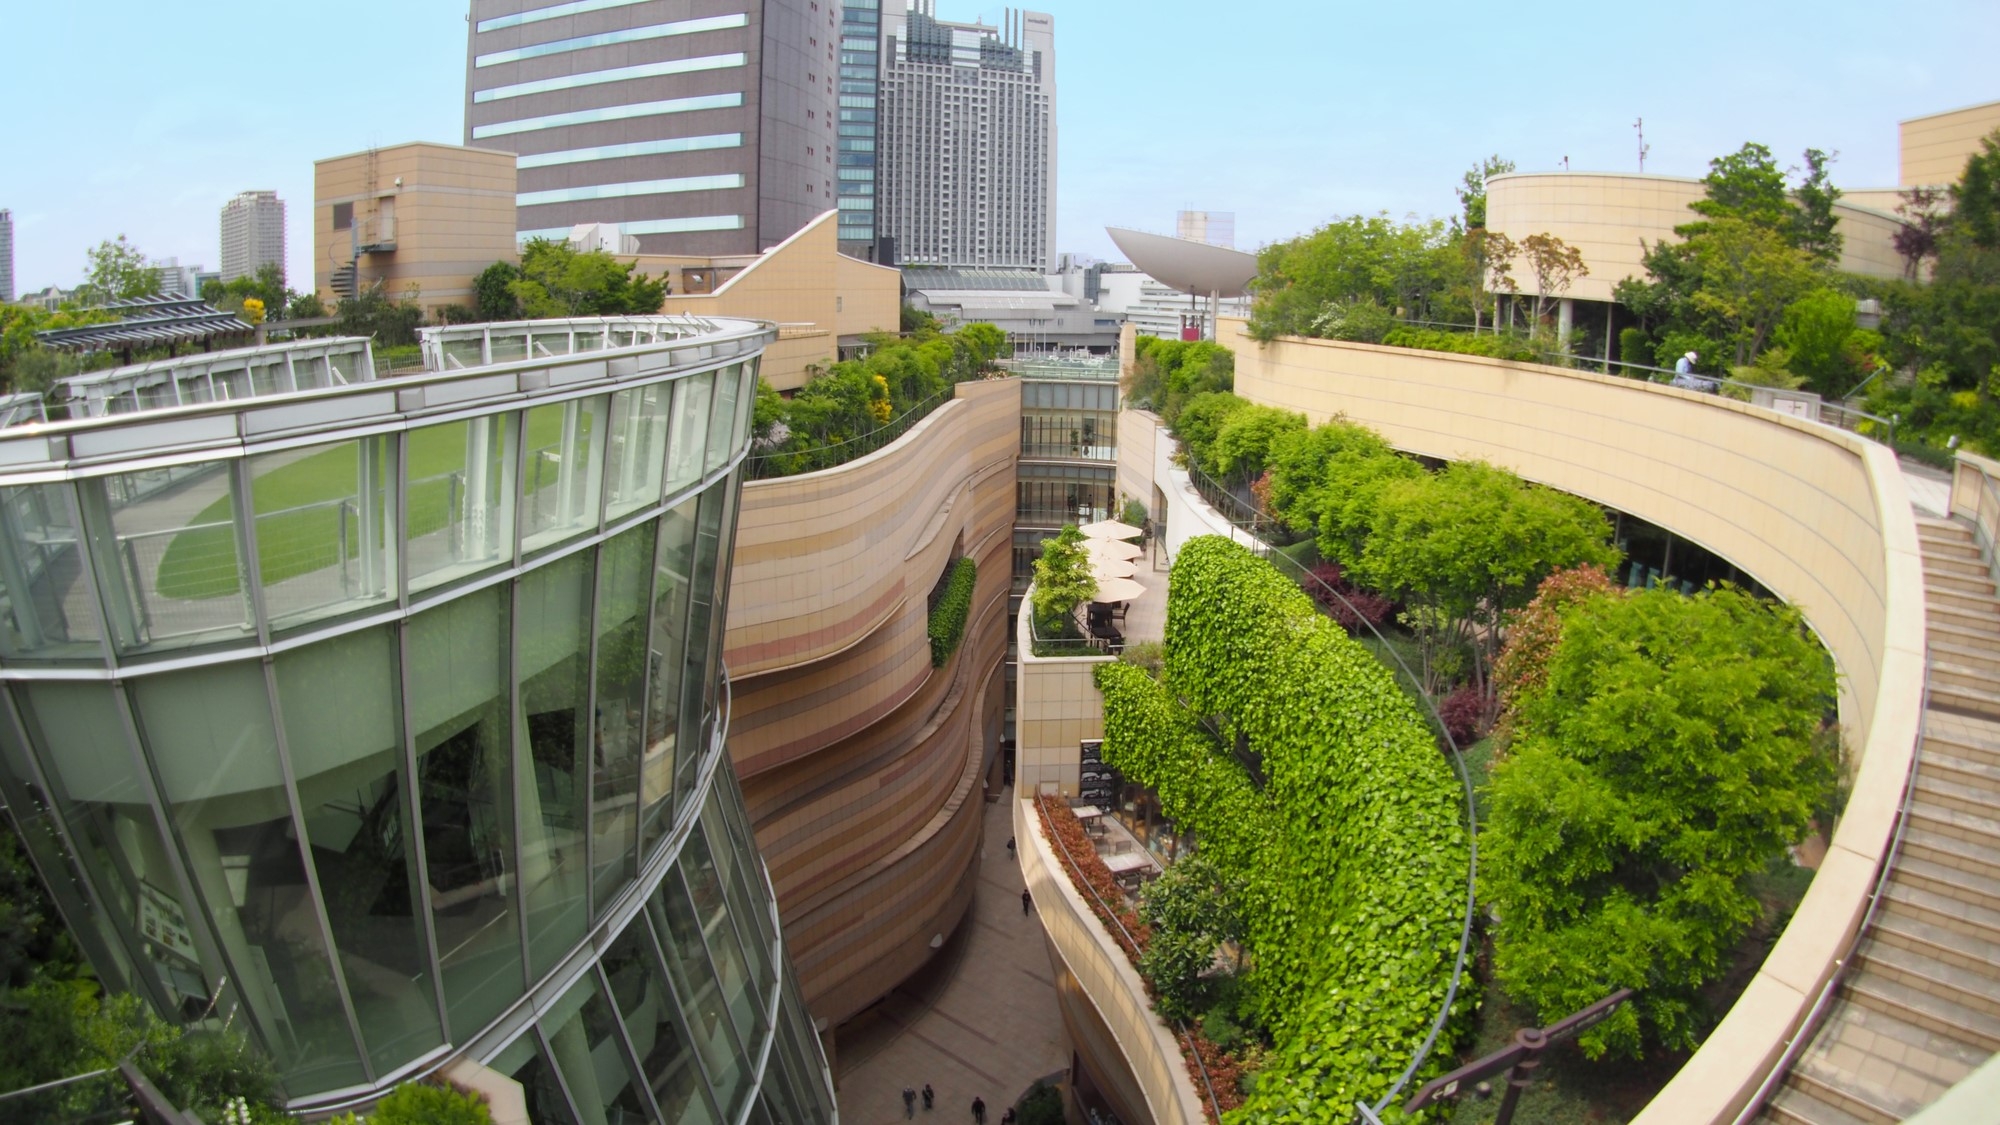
top-left (0, 319), bottom-right (836, 1122)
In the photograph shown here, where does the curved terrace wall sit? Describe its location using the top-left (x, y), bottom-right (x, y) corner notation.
top-left (1222, 316), bottom-right (1925, 1124)
top-left (723, 376), bottom-right (1019, 1025)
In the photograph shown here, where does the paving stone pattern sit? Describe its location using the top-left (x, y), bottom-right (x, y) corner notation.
top-left (1762, 514), bottom-right (2000, 1124)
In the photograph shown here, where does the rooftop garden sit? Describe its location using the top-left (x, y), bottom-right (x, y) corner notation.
top-left (1045, 402), bottom-right (1842, 1120)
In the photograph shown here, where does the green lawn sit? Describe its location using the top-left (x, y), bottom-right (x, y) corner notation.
top-left (153, 409), bottom-right (580, 599)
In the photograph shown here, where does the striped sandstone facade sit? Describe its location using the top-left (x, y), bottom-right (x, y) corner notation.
top-left (723, 376), bottom-right (1021, 1025)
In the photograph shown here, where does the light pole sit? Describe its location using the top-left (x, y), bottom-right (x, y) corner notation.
top-left (1398, 988), bottom-right (1634, 1125)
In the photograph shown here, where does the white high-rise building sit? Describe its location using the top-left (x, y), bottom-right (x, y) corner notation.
top-left (219, 190), bottom-right (285, 283)
top-left (877, 2), bottom-right (1055, 270)
top-left (0, 209), bottom-right (13, 304)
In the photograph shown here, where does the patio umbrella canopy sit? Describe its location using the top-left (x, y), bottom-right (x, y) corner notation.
top-left (1090, 557), bottom-right (1137, 582)
top-left (1084, 538), bottom-right (1144, 561)
top-left (1079, 519), bottom-right (1144, 541)
top-left (1090, 576), bottom-right (1147, 603)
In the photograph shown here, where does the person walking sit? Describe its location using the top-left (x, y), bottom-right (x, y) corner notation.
top-left (1005, 835), bottom-right (1016, 858)
top-left (1021, 888), bottom-right (1033, 915)
top-left (903, 1088), bottom-right (917, 1119)
top-left (922, 1084), bottom-right (935, 1111)
top-left (972, 1097), bottom-right (987, 1125)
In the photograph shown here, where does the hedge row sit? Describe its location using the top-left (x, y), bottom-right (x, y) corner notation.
top-left (1095, 536), bottom-right (1467, 1121)
top-left (927, 557), bottom-right (977, 667)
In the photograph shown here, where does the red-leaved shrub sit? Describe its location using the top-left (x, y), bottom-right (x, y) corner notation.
top-left (1436, 684), bottom-right (1486, 748)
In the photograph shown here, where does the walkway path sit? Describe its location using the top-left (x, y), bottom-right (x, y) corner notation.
top-left (834, 789), bottom-right (1067, 1124)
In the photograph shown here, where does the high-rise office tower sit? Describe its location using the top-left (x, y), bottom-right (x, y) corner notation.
top-left (877, 2), bottom-right (1055, 270)
top-left (0, 209), bottom-right (13, 304)
top-left (835, 1), bottom-right (881, 259)
top-left (219, 190), bottom-right (286, 283)
top-left (465, 0), bottom-right (840, 256)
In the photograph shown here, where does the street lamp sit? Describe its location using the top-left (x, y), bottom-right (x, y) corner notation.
top-left (1395, 988), bottom-right (1634, 1125)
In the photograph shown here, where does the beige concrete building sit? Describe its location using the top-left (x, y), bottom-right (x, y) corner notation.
top-left (313, 142), bottom-right (520, 317)
top-left (1901, 98), bottom-right (2000, 188)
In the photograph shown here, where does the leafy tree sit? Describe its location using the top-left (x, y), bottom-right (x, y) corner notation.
top-left (285, 291), bottom-right (327, 321)
top-left (1247, 213), bottom-right (1463, 341)
top-left (1792, 148), bottom-right (1845, 264)
top-left (335, 288), bottom-right (425, 348)
top-left (1030, 525), bottom-right (1095, 635)
top-left (74, 235), bottom-right (159, 305)
top-left (327, 1081), bottom-right (492, 1125)
top-left (1481, 585), bottom-right (1837, 1058)
top-left (1515, 232), bottom-right (1589, 330)
top-left (1688, 143), bottom-right (1793, 233)
top-left (1955, 128), bottom-right (2000, 251)
top-left (1127, 336), bottom-right (1234, 421)
top-left (1687, 218), bottom-right (1822, 366)
top-left (954, 321), bottom-right (1007, 367)
top-left (1893, 185), bottom-right (1950, 278)
top-left (507, 239), bottom-right (665, 317)
top-left (1457, 154), bottom-right (1516, 230)
top-left (1208, 403), bottom-right (1305, 483)
top-left (1137, 856), bottom-right (1245, 1022)
top-left (901, 303), bottom-right (941, 335)
top-left (1168, 391), bottom-right (1249, 479)
top-left (1776, 287), bottom-right (1867, 397)
top-left (1264, 417), bottom-right (1422, 548)
top-left (1347, 461), bottom-right (1617, 703)
top-left (1459, 228), bottom-right (1517, 334)
top-left (1490, 565), bottom-right (1619, 714)
top-left (473, 260), bottom-right (524, 321)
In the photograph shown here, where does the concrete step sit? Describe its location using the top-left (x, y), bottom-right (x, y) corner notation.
top-left (1895, 853), bottom-right (2000, 916)
top-left (1924, 720), bottom-right (2000, 769)
top-left (1925, 611), bottom-right (2000, 648)
top-left (1930, 659), bottom-right (2000, 697)
top-left (1876, 898), bottom-right (2000, 976)
top-left (1927, 570), bottom-right (1999, 596)
top-left (1918, 516), bottom-right (1978, 544)
top-left (1882, 879), bottom-right (2000, 946)
top-left (1918, 746), bottom-right (2000, 798)
top-left (1764, 1082), bottom-right (1880, 1125)
top-left (1922, 539), bottom-right (1985, 565)
top-left (1785, 1066), bottom-right (1903, 1125)
top-left (1927, 679), bottom-right (2000, 722)
top-left (1925, 553), bottom-right (1993, 580)
top-left (1927, 586), bottom-right (2000, 615)
top-left (1913, 771), bottom-right (2000, 820)
top-left (1846, 969), bottom-right (2000, 1052)
top-left (1902, 823), bottom-right (2000, 884)
top-left (1929, 639), bottom-right (2000, 678)
top-left (1906, 797), bottom-right (2000, 852)
top-left (1858, 935), bottom-right (2000, 1020)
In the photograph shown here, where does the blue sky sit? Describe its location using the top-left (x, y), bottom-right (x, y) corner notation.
top-left (5, 1), bottom-right (1997, 293)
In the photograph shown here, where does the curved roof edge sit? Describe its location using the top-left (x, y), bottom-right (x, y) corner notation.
top-left (1105, 227), bottom-right (1259, 298)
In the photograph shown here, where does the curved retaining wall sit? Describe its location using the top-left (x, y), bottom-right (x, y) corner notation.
top-left (1223, 317), bottom-right (1925, 1124)
top-left (723, 377), bottom-right (1019, 1026)
top-left (1016, 796), bottom-right (1207, 1125)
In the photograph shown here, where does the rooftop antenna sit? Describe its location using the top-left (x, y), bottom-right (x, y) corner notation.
top-left (1562, 155), bottom-right (1570, 172)
top-left (1634, 118), bottom-right (1650, 173)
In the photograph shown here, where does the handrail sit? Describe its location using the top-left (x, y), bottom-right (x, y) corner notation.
top-left (1036, 797), bottom-right (1225, 1125)
top-left (743, 386), bottom-right (956, 481)
top-left (1173, 454), bottom-right (1479, 1119)
top-left (1730, 651), bottom-right (1936, 1125)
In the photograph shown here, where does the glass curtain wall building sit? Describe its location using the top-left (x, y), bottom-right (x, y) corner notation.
top-left (0, 317), bottom-right (837, 1124)
top-left (836, 0), bottom-right (880, 259)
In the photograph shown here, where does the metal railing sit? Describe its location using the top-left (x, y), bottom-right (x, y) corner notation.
top-left (1171, 463), bottom-right (1480, 1121)
top-left (743, 387), bottom-right (956, 481)
top-left (1036, 798), bottom-right (1225, 1125)
top-left (1730, 653), bottom-right (1934, 1125)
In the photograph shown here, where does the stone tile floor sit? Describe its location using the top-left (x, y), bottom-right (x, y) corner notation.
top-left (833, 790), bottom-right (1067, 1124)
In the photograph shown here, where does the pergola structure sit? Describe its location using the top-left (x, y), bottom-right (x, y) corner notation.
top-left (33, 296), bottom-right (254, 364)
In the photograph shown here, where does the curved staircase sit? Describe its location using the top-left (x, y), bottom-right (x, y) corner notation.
top-left (1761, 516), bottom-right (2000, 1123)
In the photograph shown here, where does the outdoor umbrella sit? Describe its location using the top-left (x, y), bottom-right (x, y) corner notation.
top-left (1083, 538), bottom-right (1144, 562)
top-left (1090, 557), bottom-right (1137, 582)
top-left (1090, 576), bottom-right (1147, 603)
top-left (1079, 519), bottom-right (1144, 541)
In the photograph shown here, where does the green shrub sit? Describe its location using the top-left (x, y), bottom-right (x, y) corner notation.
top-left (1016, 1081), bottom-right (1065, 1125)
top-left (927, 557), bottom-right (977, 667)
top-left (1380, 326), bottom-right (1540, 362)
top-left (1094, 536), bottom-right (1467, 1118)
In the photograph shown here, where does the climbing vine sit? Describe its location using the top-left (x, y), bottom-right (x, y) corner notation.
top-left (1094, 536), bottom-right (1468, 1121)
top-left (927, 557), bottom-right (977, 667)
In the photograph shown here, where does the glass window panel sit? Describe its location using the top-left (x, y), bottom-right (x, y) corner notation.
top-left (475, 14), bottom-right (750, 67)
top-left (491, 334), bottom-right (529, 363)
top-left (606, 384), bottom-right (673, 520)
top-left (592, 524), bottom-right (654, 911)
top-left (731, 366), bottom-right (758, 458)
top-left (132, 662), bottom-right (367, 1092)
top-left (518, 548), bottom-right (595, 975)
top-left (0, 483), bottom-right (102, 659)
top-left (523, 397), bottom-right (608, 551)
top-left (664, 374), bottom-right (713, 497)
top-left (681, 820), bottom-right (765, 1052)
top-left (641, 500), bottom-right (698, 854)
top-left (477, 0), bottom-right (651, 33)
top-left (407, 415), bottom-right (518, 594)
top-left (650, 869), bottom-right (750, 1120)
top-left (246, 436), bottom-right (396, 629)
top-left (10, 680), bottom-right (230, 1020)
top-left (539, 970), bottom-right (652, 1125)
top-left (276, 626), bottom-right (445, 1075)
top-left (520, 175), bottom-right (746, 209)
top-left (493, 1031), bottom-right (582, 1125)
top-left (703, 366), bottom-right (741, 476)
top-left (442, 338), bottom-right (485, 370)
top-left (483, 54), bottom-right (747, 105)
top-left (673, 488), bottom-right (729, 812)
top-left (700, 795), bottom-right (772, 990)
top-left (78, 461), bottom-right (252, 651)
top-left (518, 135), bottom-right (744, 171)
top-left (575, 332), bottom-right (606, 353)
top-left (602, 924), bottom-right (716, 1125)
top-left (472, 94), bottom-right (745, 141)
top-left (408, 585), bottom-right (523, 1039)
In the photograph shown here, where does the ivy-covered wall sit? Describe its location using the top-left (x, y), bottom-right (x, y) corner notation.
top-left (928, 557), bottom-right (978, 667)
top-left (1093, 535), bottom-right (1467, 1120)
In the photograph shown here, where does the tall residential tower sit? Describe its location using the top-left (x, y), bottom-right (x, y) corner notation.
top-left (0, 209), bottom-right (13, 303)
top-left (219, 190), bottom-right (286, 283)
top-left (877, 2), bottom-right (1055, 270)
top-left (465, 0), bottom-right (840, 256)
